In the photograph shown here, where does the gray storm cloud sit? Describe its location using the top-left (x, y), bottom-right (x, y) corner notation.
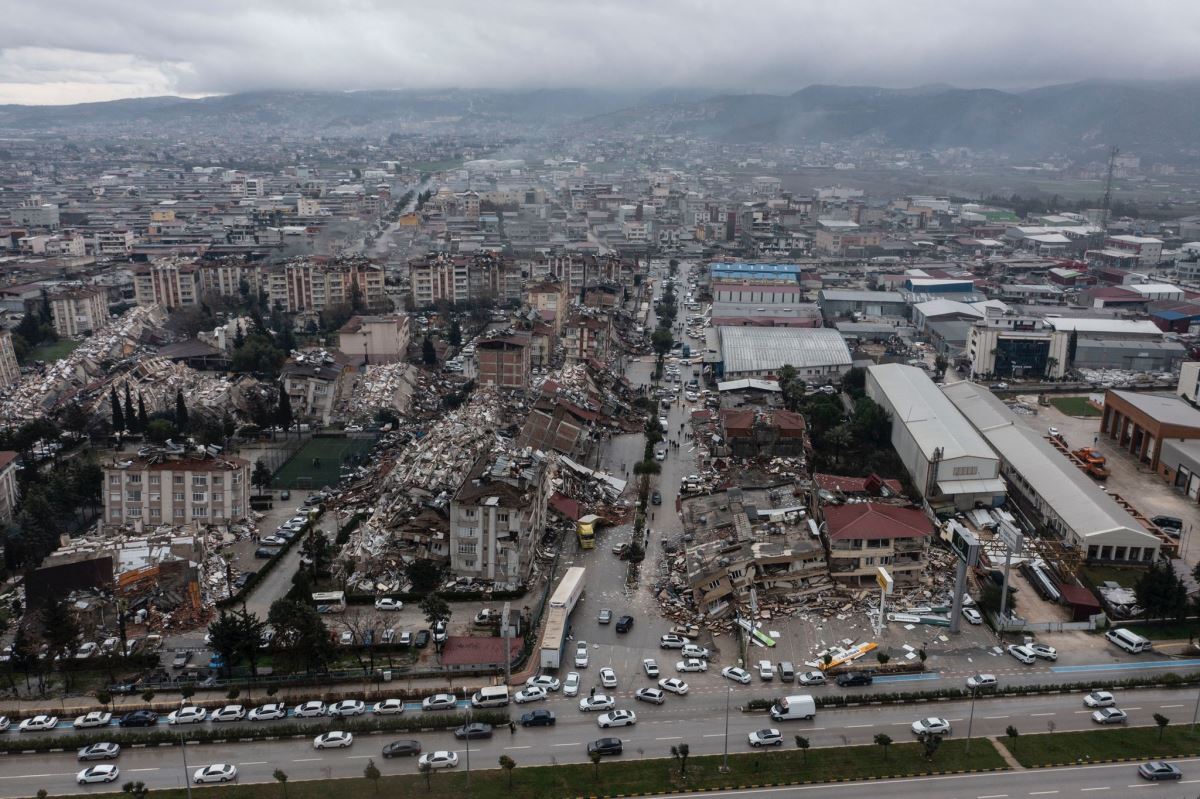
top-left (1, 0), bottom-right (1199, 104)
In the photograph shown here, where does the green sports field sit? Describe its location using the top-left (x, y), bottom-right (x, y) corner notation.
top-left (271, 435), bottom-right (376, 489)
top-left (1049, 396), bottom-right (1102, 417)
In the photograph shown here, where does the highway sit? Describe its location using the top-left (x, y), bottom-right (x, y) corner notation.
top-left (5, 686), bottom-right (1200, 796)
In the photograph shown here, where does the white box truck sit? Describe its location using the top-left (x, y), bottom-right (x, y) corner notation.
top-left (770, 694), bottom-right (816, 721)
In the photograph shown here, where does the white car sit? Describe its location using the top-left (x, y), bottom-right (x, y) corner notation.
top-left (77, 765), bottom-right (120, 785)
top-left (912, 717), bottom-right (952, 735)
top-left (210, 705), bottom-right (246, 723)
top-left (168, 707), bottom-right (207, 725)
top-left (73, 711), bottom-right (112, 729)
top-left (293, 701), bottom-right (327, 718)
top-left (1008, 644), bottom-right (1036, 665)
top-left (721, 666), bottom-right (751, 684)
top-left (748, 728), bottom-right (783, 747)
top-left (575, 641), bottom-right (590, 668)
top-left (19, 714), bottom-right (58, 732)
top-left (1084, 691), bottom-right (1116, 708)
top-left (514, 686), bottom-right (547, 704)
top-left (659, 634), bottom-right (689, 649)
top-left (314, 731), bottom-right (354, 749)
top-left (599, 667), bottom-right (618, 688)
top-left (338, 631), bottom-right (354, 646)
top-left (327, 700), bottom-right (366, 717)
top-left (597, 709), bottom-right (637, 728)
top-left (658, 678), bottom-right (689, 695)
top-left (635, 687), bottom-right (666, 705)
top-left (757, 660), bottom-right (774, 680)
top-left (579, 694), bottom-right (616, 712)
top-left (681, 644), bottom-right (710, 660)
top-left (643, 658), bottom-right (660, 677)
top-left (525, 675), bottom-right (562, 692)
top-left (1092, 707), bottom-right (1128, 725)
top-left (676, 658), bottom-right (707, 673)
top-left (1029, 643), bottom-right (1058, 661)
top-left (797, 671), bottom-right (826, 686)
top-left (346, 424), bottom-right (364, 432)
top-left (961, 607), bottom-right (983, 625)
top-left (372, 699), bottom-right (406, 715)
top-left (421, 694), bottom-right (457, 711)
top-left (77, 742), bottom-right (121, 761)
top-left (563, 672), bottom-right (581, 697)
top-left (0, 716), bottom-right (8, 731)
top-left (418, 751), bottom-right (459, 770)
top-left (374, 598), bottom-right (404, 611)
top-left (193, 764), bottom-right (238, 784)
top-left (966, 673), bottom-right (997, 690)
top-left (659, 416), bottom-right (669, 429)
top-left (249, 703), bottom-right (287, 721)
top-left (75, 642), bottom-right (99, 660)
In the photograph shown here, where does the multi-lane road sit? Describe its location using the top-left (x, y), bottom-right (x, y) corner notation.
top-left (4, 686), bottom-right (1199, 795)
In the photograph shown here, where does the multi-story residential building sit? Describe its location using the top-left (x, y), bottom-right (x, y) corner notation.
top-left (523, 280), bottom-right (568, 334)
top-left (823, 502), bottom-right (933, 587)
top-left (337, 314), bottom-right (411, 364)
top-left (813, 219), bottom-right (881, 255)
top-left (0, 451), bottom-right (18, 524)
top-left (561, 311), bottom-right (610, 365)
top-left (14, 202), bottom-right (60, 229)
top-left (0, 329), bottom-right (20, 389)
top-left (47, 287), bottom-right (109, 337)
top-left (133, 261), bottom-right (201, 309)
top-left (92, 229), bottom-right (135, 256)
top-left (408, 253), bottom-right (524, 308)
top-left (280, 351), bottom-right (354, 424)
top-left (270, 257), bottom-right (385, 313)
top-left (103, 451), bottom-right (249, 528)
top-left (475, 333), bottom-right (531, 390)
top-left (1104, 235), bottom-right (1163, 266)
top-left (196, 260), bottom-right (264, 299)
top-left (448, 449), bottom-right (551, 585)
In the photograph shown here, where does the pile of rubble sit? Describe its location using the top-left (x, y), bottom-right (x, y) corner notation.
top-left (349, 361), bottom-right (420, 417)
top-left (115, 356), bottom-right (237, 417)
top-left (1078, 368), bottom-right (1177, 387)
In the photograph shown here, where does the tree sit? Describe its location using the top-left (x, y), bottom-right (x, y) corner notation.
top-left (919, 731), bottom-right (941, 761)
top-left (350, 277), bottom-right (365, 312)
top-left (180, 684), bottom-right (195, 703)
top-left (1135, 559), bottom-right (1188, 621)
top-left (123, 384), bottom-right (135, 432)
top-left (273, 769), bottom-right (288, 799)
top-left (794, 735), bottom-right (810, 762)
top-left (145, 419), bottom-right (176, 444)
top-left (267, 598), bottom-right (335, 674)
top-left (110, 386), bottom-right (125, 434)
top-left (1154, 712), bottom-right (1169, 741)
top-left (252, 459), bottom-right (273, 493)
top-left (275, 387), bottom-right (294, 432)
top-left (851, 397), bottom-right (892, 447)
top-left (498, 754), bottom-right (516, 787)
top-left (843, 365), bottom-right (867, 398)
top-left (141, 690), bottom-right (155, 707)
top-left (651, 327), bottom-right (673, 360)
top-left (589, 749), bottom-right (602, 779)
top-left (121, 781), bottom-right (149, 799)
top-left (405, 559), bottom-right (442, 594)
top-left (207, 610), bottom-right (252, 678)
top-left (876, 651), bottom-right (890, 666)
top-left (234, 323), bottom-right (246, 350)
top-left (934, 354), bottom-right (949, 376)
top-left (1067, 328), bottom-right (1079, 368)
top-left (1044, 356), bottom-right (1059, 379)
top-left (419, 593), bottom-right (450, 626)
top-left (419, 759), bottom-right (433, 791)
top-left (175, 389), bottom-right (189, 432)
top-left (363, 759), bottom-right (381, 794)
top-left (1005, 725), bottom-right (1019, 752)
top-left (777, 364), bottom-right (806, 411)
top-left (95, 689), bottom-right (112, 709)
top-left (448, 319), bottom-right (462, 347)
top-left (421, 335), bottom-right (436, 365)
top-left (873, 733), bottom-right (892, 760)
top-left (60, 402), bottom-right (90, 436)
top-left (136, 394), bottom-right (149, 431)
top-left (670, 742), bottom-right (690, 774)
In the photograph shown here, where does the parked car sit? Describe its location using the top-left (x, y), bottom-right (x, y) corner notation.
top-left (961, 607), bottom-right (983, 625)
top-left (681, 644), bottom-right (710, 660)
top-left (372, 699), bottom-right (405, 716)
top-left (748, 728), bottom-right (783, 747)
top-left (616, 615), bottom-right (634, 633)
top-left (1007, 644), bottom-right (1037, 665)
top-left (520, 709), bottom-right (556, 727)
top-left (254, 547), bottom-right (280, 559)
top-left (911, 717), bottom-right (952, 735)
top-left (314, 731), bottom-right (354, 749)
top-left (118, 711), bottom-right (158, 728)
top-left (249, 704), bottom-right (286, 721)
top-left (651, 490), bottom-right (662, 505)
top-left (73, 711), bottom-right (112, 729)
top-left (757, 660), bottom-right (774, 680)
top-left (642, 658), bottom-right (660, 677)
top-left (77, 742), bottom-right (121, 761)
top-left (575, 640), bottom-right (590, 668)
top-left (721, 666), bottom-right (751, 684)
top-left (966, 673), bottom-right (997, 690)
top-left (598, 608), bottom-right (613, 624)
top-left (293, 701), bottom-right (327, 718)
top-left (563, 672), bottom-right (581, 697)
top-left (635, 687), bottom-right (666, 705)
top-left (659, 634), bottom-right (689, 649)
top-left (1029, 643), bottom-right (1058, 661)
top-left (587, 737), bottom-right (623, 756)
top-left (167, 707), bottom-right (206, 726)
top-left (421, 694), bottom-right (457, 712)
top-left (797, 671), bottom-right (826, 686)
top-left (453, 722), bottom-right (494, 740)
top-left (327, 700), bottom-right (366, 717)
top-left (514, 686), bottom-right (547, 704)
top-left (599, 667), bottom-right (618, 688)
top-left (432, 620), bottom-right (447, 643)
top-left (209, 705), bottom-right (246, 723)
top-left (676, 658), bottom-right (707, 673)
top-left (835, 672), bottom-right (873, 687)
top-left (382, 740), bottom-right (422, 758)
top-left (374, 598), bottom-right (404, 611)
top-left (525, 675), bottom-right (561, 692)
top-left (597, 710), bottom-right (637, 728)
top-left (414, 630), bottom-right (430, 648)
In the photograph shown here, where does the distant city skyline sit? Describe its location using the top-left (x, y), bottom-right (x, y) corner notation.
top-left (3, 1), bottom-right (1200, 105)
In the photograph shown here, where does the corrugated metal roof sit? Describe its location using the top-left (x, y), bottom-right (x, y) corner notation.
top-left (867, 364), bottom-right (998, 464)
top-left (717, 327), bottom-right (851, 374)
top-left (819, 289), bottom-right (905, 303)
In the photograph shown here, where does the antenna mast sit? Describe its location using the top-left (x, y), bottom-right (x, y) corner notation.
top-left (1100, 145), bottom-right (1119, 229)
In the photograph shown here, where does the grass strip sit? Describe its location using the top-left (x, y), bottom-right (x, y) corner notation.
top-left (1007, 724), bottom-right (1200, 767)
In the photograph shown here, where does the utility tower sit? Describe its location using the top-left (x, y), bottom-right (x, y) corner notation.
top-left (1100, 145), bottom-right (1119, 229)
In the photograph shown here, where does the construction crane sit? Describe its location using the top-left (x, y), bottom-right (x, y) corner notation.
top-left (1100, 145), bottom-right (1119, 229)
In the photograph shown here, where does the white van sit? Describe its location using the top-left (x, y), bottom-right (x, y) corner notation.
top-left (1106, 628), bottom-right (1152, 654)
top-left (769, 694), bottom-right (816, 721)
top-left (470, 685), bottom-right (510, 708)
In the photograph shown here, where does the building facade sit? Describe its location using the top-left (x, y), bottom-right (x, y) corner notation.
top-left (0, 451), bottom-right (18, 524)
top-left (103, 453), bottom-right (249, 527)
top-left (48, 287), bottom-right (108, 337)
top-left (0, 330), bottom-right (20, 389)
top-left (823, 503), bottom-right (932, 587)
top-left (475, 333), bottom-right (531, 390)
top-left (337, 315), bottom-right (411, 365)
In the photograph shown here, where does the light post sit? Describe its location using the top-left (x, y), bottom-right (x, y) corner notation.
top-left (180, 732), bottom-right (193, 799)
top-left (463, 707), bottom-right (471, 787)
top-left (965, 685), bottom-right (978, 755)
top-left (1191, 679), bottom-right (1200, 731)
top-left (720, 686), bottom-right (731, 773)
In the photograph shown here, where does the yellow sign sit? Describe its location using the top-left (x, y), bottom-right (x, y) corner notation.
top-left (876, 566), bottom-right (894, 595)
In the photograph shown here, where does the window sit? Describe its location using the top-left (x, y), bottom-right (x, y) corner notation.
top-left (126, 491), bottom-right (141, 502)
top-left (173, 475), bottom-right (184, 485)
top-left (110, 508), bottom-right (121, 519)
top-left (192, 506), bottom-right (208, 518)
top-left (109, 475), bottom-right (121, 485)
top-left (457, 542), bottom-right (478, 555)
top-left (127, 506), bottom-right (142, 518)
top-left (173, 492), bottom-right (185, 502)
top-left (149, 508), bottom-right (161, 520)
top-left (149, 475), bottom-right (160, 486)
top-left (212, 476), bottom-right (223, 487)
top-left (192, 476), bottom-right (208, 487)
top-left (464, 508), bottom-right (476, 518)
top-left (192, 492), bottom-right (206, 502)
top-left (109, 492), bottom-right (121, 502)
top-left (461, 559), bottom-right (476, 568)
top-left (952, 466), bottom-right (979, 477)
top-left (149, 493), bottom-right (160, 502)
top-left (127, 474), bottom-right (141, 483)
top-left (212, 493), bottom-right (223, 503)
top-left (497, 512), bottom-right (509, 522)
top-left (173, 508), bottom-right (185, 519)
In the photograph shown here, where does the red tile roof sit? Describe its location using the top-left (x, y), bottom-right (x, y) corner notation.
top-left (0, 451), bottom-right (17, 471)
top-left (823, 503), bottom-right (933, 541)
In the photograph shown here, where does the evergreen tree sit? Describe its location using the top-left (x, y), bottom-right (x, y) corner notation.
top-left (449, 319), bottom-right (462, 347)
top-left (233, 323), bottom-right (245, 350)
top-left (122, 384), bottom-right (135, 431)
top-left (137, 394), bottom-right (149, 431)
top-left (110, 386), bottom-right (125, 433)
top-left (175, 389), bottom-right (189, 432)
top-left (275, 385), bottom-right (294, 432)
top-left (1067, 328), bottom-right (1079, 368)
top-left (421, 335), bottom-right (436, 366)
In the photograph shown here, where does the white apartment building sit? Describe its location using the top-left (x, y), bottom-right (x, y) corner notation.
top-left (104, 453), bottom-right (250, 528)
top-left (48, 287), bottom-right (109, 337)
top-left (0, 330), bottom-right (19, 389)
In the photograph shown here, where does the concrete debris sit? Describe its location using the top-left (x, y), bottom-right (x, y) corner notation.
top-left (349, 361), bottom-right (420, 417)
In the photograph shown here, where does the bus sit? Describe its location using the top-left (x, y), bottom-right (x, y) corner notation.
top-left (312, 591), bottom-right (347, 613)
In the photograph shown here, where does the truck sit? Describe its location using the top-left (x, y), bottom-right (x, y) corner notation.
top-left (770, 694), bottom-right (816, 721)
top-left (1071, 447), bottom-right (1111, 480)
top-left (538, 567), bottom-right (586, 669)
top-left (549, 567), bottom-right (585, 612)
top-left (577, 514), bottom-right (599, 550)
top-left (682, 344), bottom-right (691, 358)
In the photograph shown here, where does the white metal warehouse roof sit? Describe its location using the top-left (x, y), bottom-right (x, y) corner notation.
top-left (867, 364), bottom-right (998, 464)
top-left (717, 326), bottom-right (851, 374)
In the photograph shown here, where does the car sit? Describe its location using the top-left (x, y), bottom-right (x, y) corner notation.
top-left (579, 694), bottom-right (616, 712)
top-left (1152, 515), bottom-right (1184, 535)
top-left (642, 658), bottom-right (660, 677)
top-left (382, 739), bottom-right (422, 758)
top-left (0, 716), bottom-right (9, 731)
top-left (168, 707), bottom-right (206, 725)
top-left (600, 667), bottom-right (618, 688)
top-left (616, 615), bottom-right (634, 633)
top-left (563, 672), bottom-right (581, 697)
top-left (293, 701), bottom-right (327, 717)
top-left (249, 703), bottom-right (287, 721)
top-left (748, 728), bottom-right (783, 747)
top-left (597, 709), bottom-right (637, 728)
top-left (835, 672), bottom-right (873, 687)
top-left (520, 709), bottom-right (557, 727)
top-left (375, 597), bottom-right (404, 611)
top-left (75, 642), bottom-right (99, 659)
top-left (658, 678), bottom-right (689, 695)
top-left (966, 673), bottom-right (997, 690)
top-left (381, 628), bottom-right (396, 644)
top-left (1092, 707), bottom-right (1128, 725)
top-left (453, 722), bottom-right (494, 740)
top-left (314, 731), bottom-right (354, 749)
top-left (260, 535), bottom-right (287, 546)
top-left (912, 717), bottom-right (952, 735)
top-left (193, 764), bottom-right (238, 784)
top-left (432, 620), bottom-right (447, 643)
top-left (328, 700), bottom-right (366, 717)
top-left (1047, 426), bottom-right (1060, 437)
top-left (651, 490), bottom-right (662, 505)
top-left (422, 693), bottom-right (457, 711)
top-left (1138, 761), bottom-right (1182, 781)
top-left (414, 630), bottom-right (430, 648)
top-left (399, 631), bottom-right (413, 646)
top-left (210, 705), bottom-right (246, 723)
top-left (1084, 691), bottom-right (1116, 708)
top-left (418, 751), bottom-right (459, 770)
top-left (598, 608), bottom-right (613, 624)
top-left (19, 714), bottom-right (58, 732)
top-left (77, 765), bottom-right (120, 785)
top-left (1029, 643), bottom-right (1058, 661)
top-left (346, 424), bottom-right (364, 433)
top-left (1008, 644), bottom-right (1036, 665)
top-left (797, 670), bottom-right (826, 686)
top-left (118, 710), bottom-right (158, 728)
top-left (172, 650), bottom-right (194, 669)
top-left (721, 666), bottom-right (752, 684)
top-left (338, 630), bottom-right (354, 646)
top-left (78, 742), bottom-right (121, 761)
top-left (660, 634), bottom-right (689, 649)
top-left (758, 660), bottom-right (774, 680)
top-left (255, 547), bottom-right (281, 559)
top-left (681, 644), bottom-right (711, 660)
top-left (575, 640), bottom-right (590, 668)
top-left (514, 686), bottom-right (548, 704)
top-left (588, 737), bottom-right (624, 756)
top-left (73, 711), bottom-right (113, 729)
top-left (676, 658), bottom-right (707, 673)
top-left (372, 699), bottom-right (406, 715)
top-left (659, 416), bottom-right (669, 429)
top-left (961, 607), bottom-right (983, 625)
top-left (525, 675), bottom-right (562, 692)
top-left (635, 687), bottom-right (666, 705)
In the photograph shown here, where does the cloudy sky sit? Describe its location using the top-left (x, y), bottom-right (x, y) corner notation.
top-left (3, 0), bottom-right (1199, 105)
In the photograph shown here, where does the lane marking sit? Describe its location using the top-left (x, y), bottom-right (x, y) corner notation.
top-left (1029, 792), bottom-right (1059, 796)
top-left (291, 758), bottom-right (322, 762)
top-left (656, 736), bottom-right (683, 740)
top-left (977, 794), bottom-right (1008, 798)
top-left (346, 755), bottom-right (373, 759)
top-left (0, 773), bottom-right (75, 780)
top-left (1080, 788), bottom-right (1111, 792)
top-left (238, 762), bottom-right (268, 766)
top-left (983, 715), bottom-right (1010, 719)
top-left (1160, 704), bottom-right (1185, 708)
top-left (128, 768), bottom-right (160, 773)
top-left (550, 743), bottom-right (578, 747)
top-left (1030, 713), bottom-right (1055, 717)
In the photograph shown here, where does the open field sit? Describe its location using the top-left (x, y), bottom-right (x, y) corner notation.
top-left (30, 338), bottom-right (80, 363)
top-left (1049, 395), bottom-right (1102, 417)
top-left (271, 435), bottom-right (376, 489)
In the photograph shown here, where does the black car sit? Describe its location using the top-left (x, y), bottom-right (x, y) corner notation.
top-left (382, 739), bottom-right (422, 758)
top-left (255, 547), bottom-right (281, 559)
top-left (414, 630), bottom-right (430, 648)
top-left (520, 709), bottom-right (556, 727)
top-left (615, 615), bottom-right (634, 633)
top-left (107, 683), bottom-right (139, 696)
top-left (587, 737), bottom-right (623, 756)
top-left (835, 672), bottom-right (874, 687)
top-left (453, 722), bottom-right (493, 740)
top-left (119, 710), bottom-right (159, 727)
top-left (1152, 515), bottom-right (1183, 535)
top-left (651, 490), bottom-right (662, 506)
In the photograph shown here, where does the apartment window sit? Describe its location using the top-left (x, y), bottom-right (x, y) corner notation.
top-left (497, 512), bottom-right (509, 523)
top-left (456, 526), bottom-right (476, 538)
top-left (148, 492), bottom-right (160, 502)
top-left (212, 476), bottom-right (223, 487)
top-left (192, 476), bottom-right (208, 487)
top-left (111, 509), bottom-right (121, 519)
top-left (109, 475), bottom-right (121, 485)
top-left (212, 493), bottom-right (224, 503)
top-left (174, 475), bottom-right (185, 485)
top-left (192, 491), bottom-right (207, 502)
top-left (173, 492), bottom-right (185, 502)
top-left (461, 559), bottom-right (476, 568)
top-left (127, 474), bottom-right (141, 484)
top-left (457, 542), bottom-right (478, 555)
top-left (149, 474), bottom-right (161, 486)
top-left (231, 504), bottom-right (241, 515)
top-left (173, 508), bottom-right (185, 519)
top-left (109, 492), bottom-right (122, 502)
top-left (192, 506), bottom-right (208, 518)
top-left (150, 508), bottom-right (161, 520)
top-left (126, 491), bottom-right (141, 502)
top-left (127, 506), bottom-right (142, 518)
top-left (464, 508), bottom-right (476, 518)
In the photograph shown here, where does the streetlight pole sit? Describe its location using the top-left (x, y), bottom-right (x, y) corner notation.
top-left (464, 708), bottom-right (471, 787)
top-left (720, 686), bottom-right (731, 773)
top-left (180, 732), bottom-right (193, 799)
top-left (1191, 679), bottom-right (1200, 731)
top-left (965, 686), bottom-right (978, 755)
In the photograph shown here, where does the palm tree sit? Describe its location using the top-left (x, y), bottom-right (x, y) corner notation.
top-left (874, 733), bottom-right (892, 760)
top-left (273, 769), bottom-right (288, 798)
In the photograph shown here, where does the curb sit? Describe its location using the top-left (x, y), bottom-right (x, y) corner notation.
top-left (1028, 752), bottom-right (1200, 768)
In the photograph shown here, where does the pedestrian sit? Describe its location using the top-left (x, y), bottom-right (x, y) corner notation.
top-left (509, 720), bottom-right (516, 734)
top-left (590, 686), bottom-right (596, 698)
